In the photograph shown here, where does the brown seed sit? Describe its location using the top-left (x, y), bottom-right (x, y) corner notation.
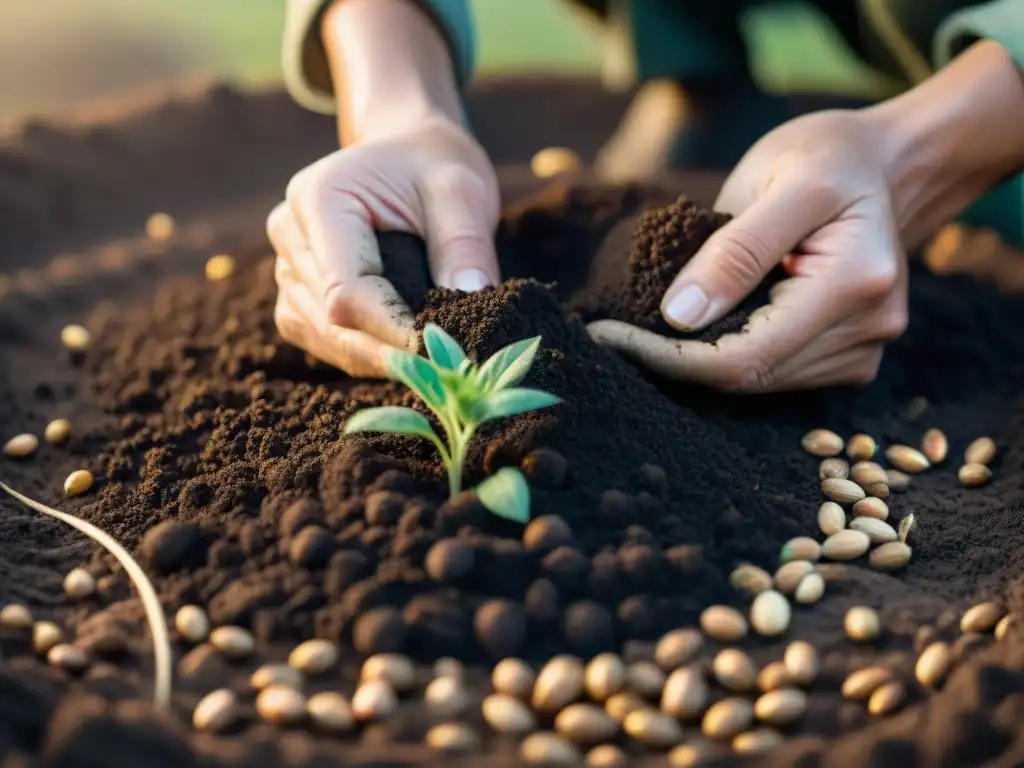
top-left (351, 679), bottom-right (398, 721)
top-left (63, 567), bottom-right (96, 599)
top-left (0, 604), bottom-right (33, 628)
top-left (289, 639), bottom-right (339, 675)
top-left (845, 607), bottom-right (881, 641)
top-left (426, 723), bottom-right (479, 753)
top-left (750, 590), bottom-right (791, 637)
top-left (886, 469), bottom-right (911, 491)
top-left (996, 614), bottom-right (1015, 642)
top-left (699, 606), bottom-right (747, 642)
top-left (306, 692), bottom-right (355, 733)
top-left (783, 641), bottom-right (818, 686)
top-left (209, 626), bottom-right (255, 659)
top-left (661, 666), bottom-right (708, 719)
top-left (822, 478), bottom-right (866, 504)
top-left (605, 691), bottom-right (646, 724)
top-left (175, 605), bottom-right (210, 644)
top-left (3, 434), bottom-right (38, 458)
top-left (492, 658), bottom-right (535, 699)
top-left (482, 693), bottom-right (536, 735)
top-left (779, 537), bottom-right (821, 564)
top-left (870, 541), bottom-right (912, 571)
top-left (729, 564), bottom-right (774, 596)
top-left (33, 621), bottom-right (64, 654)
top-left (585, 744), bottom-right (629, 768)
top-left (654, 628), bottom-right (703, 671)
top-left (584, 653), bottom-right (625, 702)
top-left (520, 732), bottom-right (582, 766)
top-left (952, 632), bottom-right (988, 662)
top-left (43, 419), bottom-right (71, 445)
top-left (851, 461), bottom-right (887, 487)
top-left (852, 497), bottom-right (889, 521)
top-left (626, 661), bottom-right (665, 699)
top-left (623, 708), bottom-right (683, 748)
top-left (822, 530), bottom-right (871, 561)
top-left (668, 741), bottom-right (730, 767)
top-left (885, 445), bottom-right (930, 474)
top-left (961, 602), bottom-right (1004, 633)
top-left (850, 517), bottom-right (898, 544)
top-left (754, 686), bottom-right (807, 726)
top-left (921, 429), bottom-right (948, 464)
top-left (425, 676), bottom-right (471, 715)
top-left (60, 324), bottom-right (91, 353)
top-left (958, 463), bottom-right (992, 488)
top-left (193, 689), bottom-right (238, 732)
top-left (757, 661), bottom-right (789, 692)
top-left (819, 458), bottom-right (849, 480)
top-left (530, 146), bottom-right (582, 179)
top-left (701, 698), bottom-right (754, 740)
top-left (433, 657), bottom-right (463, 680)
top-left (256, 684), bottom-right (306, 725)
top-left (802, 429), bottom-right (844, 457)
top-left (361, 653), bottom-right (415, 692)
top-left (965, 437), bottom-right (996, 465)
top-left (533, 656), bottom-right (585, 712)
top-left (842, 667), bottom-right (892, 700)
top-left (914, 625), bottom-right (938, 654)
top-left (250, 664), bottom-right (303, 691)
top-left (794, 573), bottom-right (825, 605)
top-left (868, 681), bottom-right (906, 716)
top-left (864, 482), bottom-right (890, 499)
top-left (774, 561), bottom-right (815, 594)
top-left (555, 703), bottom-right (618, 745)
top-left (898, 514), bottom-right (916, 543)
top-left (916, 642), bottom-right (953, 688)
top-left (64, 470), bottom-right (94, 498)
top-left (713, 649), bottom-right (757, 692)
top-left (846, 434), bottom-right (877, 461)
top-left (732, 728), bottom-right (784, 754)
top-left (48, 643), bottom-right (89, 672)
top-left (818, 502), bottom-right (846, 536)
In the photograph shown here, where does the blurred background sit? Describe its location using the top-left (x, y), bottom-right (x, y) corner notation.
top-left (0, 0), bottom-right (891, 124)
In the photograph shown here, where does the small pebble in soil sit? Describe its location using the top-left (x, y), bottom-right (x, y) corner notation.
top-left (425, 675), bottom-right (470, 715)
top-left (623, 708), bottom-right (683, 748)
top-left (193, 689), bottom-right (239, 732)
top-left (288, 526), bottom-right (334, 568)
top-left (754, 687), bottom-right (807, 726)
top-left (661, 666), bottom-right (708, 719)
top-left (794, 573), bottom-right (825, 605)
top-left (3, 433), bottom-right (38, 458)
top-left (784, 641), bottom-right (819, 686)
top-left (959, 463), bottom-right (992, 487)
top-left (482, 693), bottom-right (537, 735)
top-left (916, 642), bottom-right (954, 688)
top-left (174, 605), bottom-right (210, 644)
top-left (424, 539), bottom-right (475, 582)
top-left (33, 621), bottom-right (64, 654)
top-left (492, 658), bottom-right (535, 699)
top-left (140, 519), bottom-right (206, 573)
top-left (520, 447), bottom-right (569, 488)
top-left (288, 639), bottom-right (339, 675)
top-left (306, 692), bottom-right (355, 733)
top-left (257, 684), bottom-right (307, 725)
top-left (47, 643), bottom-right (89, 673)
top-left (209, 625), bottom-right (255, 659)
top-left (205, 254), bottom-right (235, 281)
top-left (868, 680), bottom-right (906, 715)
top-left (965, 436), bottom-right (996, 465)
top-left (43, 418), bottom-right (71, 445)
top-left (757, 662), bottom-right (789, 692)
top-left (63, 567), bottom-right (96, 599)
top-left (586, 744), bottom-right (629, 768)
top-left (533, 655), bottom-right (585, 713)
top-left (60, 324), bottom-right (91, 353)
top-left (846, 434), bottom-right (877, 461)
top-left (845, 607), bottom-right (881, 642)
top-left (699, 606), bottom-right (747, 641)
top-left (555, 702), bottom-right (618, 745)
top-left (475, 599), bottom-right (527, 658)
top-left (361, 653), bottom-right (415, 692)
top-left (364, 491), bottom-right (405, 526)
top-left (701, 698), bottom-right (754, 740)
top-left (523, 515), bottom-right (575, 553)
top-left (426, 723), bottom-right (480, 753)
top-left (146, 211), bottom-right (176, 240)
top-left (250, 664), bottom-right (303, 691)
top-left (564, 601), bottom-right (616, 657)
top-left (352, 679), bottom-right (398, 721)
top-left (585, 654), bottom-right (625, 702)
top-left (353, 607), bottom-right (407, 655)
top-left (520, 731), bottom-right (582, 766)
top-left (713, 649), bottom-right (757, 692)
top-left (654, 628), bottom-right (703, 671)
top-left (842, 667), bottom-right (892, 700)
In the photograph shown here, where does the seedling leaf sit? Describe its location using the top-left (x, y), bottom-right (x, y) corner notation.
top-left (476, 467), bottom-right (531, 523)
top-left (385, 348), bottom-right (448, 410)
top-left (476, 337), bottom-right (541, 392)
top-left (470, 388), bottom-right (562, 422)
top-left (423, 324), bottom-right (466, 371)
top-left (343, 406), bottom-right (436, 440)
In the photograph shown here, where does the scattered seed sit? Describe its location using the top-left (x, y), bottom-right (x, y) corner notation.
top-left (626, 661), bottom-right (665, 699)
top-left (733, 728), bottom-right (784, 754)
top-left (174, 605), bottom-right (210, 644)
top-left (852, 497), bottom-right (889, 521)
top-left (624, 708), bottom-right (683, 748)
top-left (819, 458), bottom-right (849, 480)
top-left (3, 434), bottom-right (39, 459)
top-left (654, 628), bottom-right (704, 671)
top-left (898, 514), bottom-right (916, 543)
top-left (193, 689), bottom-right (238, 732)
top-left (702, 698), bottom-right (754, 740)
top-left (205, 254), bottom-right (236, 281)
top-left (661, 666), bottom-right (708, 719)
top-left (842, 667), bottom-right (892, 700)
top-left (865, 482), bottom-right (890, 498)
top-left (361, 653), bottom-right (415, 692)
top-left (868, 680), bottom-right (906, 715)
top-left (845, 607), bottom-right (881, 642)
top-left (48, 643), bottom-right (89, 672)
top-left (64, 470), bottom-right (94, 498)
top-left (584, 653), bottom-right (625, 701)
top-left (60, 324), bottom-right (91, 353)
top-left (850, 461), bottom-right (887, 487)
top-left (33, 621), bottom-right (64, 654)
top-left (713, 649), bottom-right (757, 692)
top-left (520, 732), bottom-right (582, 766)
top-left (433, 657), bottom-right (463, 680)
top-left (953, 632), bottom-right (988, 661)
top-left (533, 656), bottom-right (585, 712)
top-left (0, 603), bottom-right (33, 628)
top-left (817, 502), bottom-right (846, 536)
top-left (605, 691), bottom-right (646, 724)
top-left (43, 419), bottom-right (71, 445)
top-left (209, 626), bottom-right (255, 659)
top-left (846, 434), bottom-right (877, 461)
top-left (885, 445), bottom-right (930, 474)
top-left (821, 478), bottom-right (866, 504)
top-left (492, 657), bottom-right (535, 699)
top-left (774, 561), bottom-right (815, 594)
top-left (780, 537), bottom-right (821, 564)
top-left (886, 469), bottom-right (911, 491)
top-left (289, 639), bottom-right (339, 675)
top-left (784, 642), bottom-right (818, 686)
top-left (146, 212), bottom-right (176, 240)
top-left (530, 147), bottom-right (582, 179)
top-left (425, 675), bottom-right (470, 715)
top-left (426, 722), bottom-right (479, 753)
top-left (585, 744), bottom-right (629, 768)
top-left (958, 463), bottom-right (992, 488)
top-left (870, 541), bottom-right (912, 571)
top-left (668, 741), bottom-right (730, 767)
top-left (996, 615), bottom-right (1015, 641)
top-left (916, 642), bottom-right (953, 688)
top-left (965, 437), bottom-right (996, 465)
top-left (921, 429), bottom-right (948, 464)
top-left (257, 684), bottom-right (306, 725)
top-left (250, 663), bottom-right (303, 691)
top-left (750, 590), bottom-right (791, 637)
top-left (961, 602), bottom-right (1003, 633)
top-left (822, 530), bottom-right (871, 561)
top-left (699, 605), bottom-right (747, 641)
top-left (729, 563), bottom-right (774, 595)
top-left (913, 625), bottom-right (938, 654)
top-left (752, 686), bottom-right (807, 726)
top-left (483, 693), bottom-right (536, 735)
top-left (306, 692), bottom-right (354, 733)
top-left (793, 573), bottom-right (825, 605)
top-left (63, 567), bottom-right (96, 599)
top-left (555, 703), bottom-right (618, 745)
top-left (802, 429), bottom-right (844, 457)
top-left (351, 679), bottom-right (398, 721)
top-left (850, 517), bottom-right (898, 544)
top-left (757, 661), bottom-right (789, 692)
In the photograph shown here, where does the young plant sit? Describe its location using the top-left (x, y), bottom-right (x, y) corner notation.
top-left (343, 324), bottom-right (561, 523)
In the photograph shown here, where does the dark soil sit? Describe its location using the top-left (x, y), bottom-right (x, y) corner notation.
top-left (4, 79), bottom-right (1024, 767)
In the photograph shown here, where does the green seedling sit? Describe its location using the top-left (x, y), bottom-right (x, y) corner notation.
top-left (344, 324), bottom-right (561, 523)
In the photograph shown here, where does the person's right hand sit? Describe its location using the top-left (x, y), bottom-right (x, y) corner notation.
top-left (267, 115), bottom-right (501, 378)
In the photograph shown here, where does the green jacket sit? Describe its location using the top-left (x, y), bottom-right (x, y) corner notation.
top-left (282, 0), bottom-right (1024, 245)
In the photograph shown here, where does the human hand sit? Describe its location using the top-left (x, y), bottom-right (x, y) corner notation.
top-left (267, 116), bottom-right (501, 378)
top-left (588, 110), bottom-right (909, 392)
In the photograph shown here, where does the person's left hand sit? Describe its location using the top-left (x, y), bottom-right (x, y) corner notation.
top-left (587, 110), bottom-right (910, 393)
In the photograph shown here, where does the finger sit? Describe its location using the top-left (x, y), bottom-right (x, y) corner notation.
top-left (330, 276), bottom-right (419, 353)
top-left (267, 200), bottom-right (307, 258)
top-left (586, 320), bottom-right (726, 386)
top-left (661, 175), bottom-right (846, 331)
top-left (421, 166), bottom-right (501, 291)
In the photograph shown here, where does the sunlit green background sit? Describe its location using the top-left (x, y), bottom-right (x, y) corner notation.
top-left (0, 0), bottom-right (888, 123)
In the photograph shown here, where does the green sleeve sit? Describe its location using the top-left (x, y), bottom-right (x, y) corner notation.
top-left (282, 0), bottom-right (477, 115)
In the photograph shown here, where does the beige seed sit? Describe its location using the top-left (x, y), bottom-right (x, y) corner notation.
top-left (868, 681), bottom-right (906, 716)
top-left (757, 661), bottom-right (790, 692)
top-left (257, 684), bottom-right (306, 725)
top-left (965, 437), bottom-right (996, 465)
top-left (0, 603), bottom-right (33, 628)
top-left (623, 708), bottom-right (683, 748)
top-left (850, 461), bottom-right (887, 487)
top-left (784, 641), bottom-right (818, 686)
top-left (604, 691), bottom-right (646, 724)
top-left (351, 679), bottom-right (398, 721)
top-left (870, 541), bottom-right (912, 571)
top-left (193, 689), bottom-right (238, 732)
top-left (845, 606), bottom-right (881, 641)
top-left (802, 429), bottom-right (844, 457)
top-left (915, 642), bottom-right (954, 688)
top-left (585, 744), bottom-right (628, 768)
top-left (661, 666), bottom-right (709, 719)
top-left (729, 563), bottom-right (774, 596)
top-left (794, 573), bottom-right (825, 605)
top-left (818, 502), bottom-right (846, 536)
top-left (701, 698), bottom-right (754, 740)
top-left (733, 728), bottom-right (784, 754)
top-left (779, 537), bottom-right (821, 564)
top-left (63, 567), bottom-right (95, 599)
top-left (43, 419), bottom-right (71, 445)
top-left (898, 514), bottom-right (916, 543)
top-left (305, 692), bottom-right (354, 733)
top-left (60, 324), bottom-right (91, 353)
top-left (996, 614), bottom-right (1015, 642)
top-left (492, 657), bottom-right (535, 699)
top-left (48, 643), bottom-right (89, 672)
top-left (174, 605), bottom-right (210, 644)
top-left (533, 656), bottom-right (585, 712)
top-left (713, 649), bottom-right (757, 692)
top-left (819, 458), bottom-right (849, 480)
top-left (146, 212), bottom-right (176, 241)
top-left (433, 657), bottom-right (463, 680)
top-left (482, 693), bottom-right (536, 735)
top-left (584, 653), bottom-right (625, 701)
top-left (3, 434), bottom-right (39, 459)
top-left (209, 626), bottom-right (255, 659)
top-left (846, 434), bottom-right (877, 461)
top-left (885, 445), bottom-right (930, 474)
top-left (821, 478), bottom-right (865, 504)
top-left (33, 621), bottom-right (64, 654)
top-left (750, 590), bottom-right (791, 637)
top-left (64, 470), bottom-right (94, 498)
top-left (205, 254), bottom-right (236, 282)
top-left (774, 561), bottom-right (815, 594)
top-left (961, 602), bottom-right (1004, 633)
top-left (753, 687), bottom-right (807, 726)
top-left (426, 723), bottom-right (479, 753)
top-left (852, 497), bottom-right (889, 521)
top-left (289, 639), bottom-right (339, 674)
top-left (654, 628), bottom-right (704, 671)
top-left (822, 530), bottom-right (871, 561)
top-left (850, 517), bottom-right (898, 544)
top-left (425, 675), bottom-right (471, 715)
top-left (864, 482), bottom-right (890, 499)
top-left (668, 741), bottom-right (730, 767)
top-left (699, 605), bottom-right (747, 641)
top-left (958, 463), bottom-right (992, 488)
top-left (361, 653), bottom-right (415, 692)
top-left (921, 429), bottom-right (948, 464)
top-left (250, 664), bottom-right (303, 691)
top-left (555, 703), bottom-right (618, 745)
top-left (530, 147), bottom-right (582, 179)
top-left (626, 661), bottom-right (665, 699)
top-left (842, 667), bottom-right (892, 700)
top-left (520, 732), bottom-right (582, 766)
top-left (886, 469), bottom-right (911, 491)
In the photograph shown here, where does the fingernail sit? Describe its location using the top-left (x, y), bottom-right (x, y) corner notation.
top-left (453, 269), bottom-right (489, 292)
top-left (663, 284), bottom-right (710, 330)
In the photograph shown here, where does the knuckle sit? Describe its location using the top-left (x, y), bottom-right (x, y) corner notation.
top-left (877, 306), bottom-right (909, 341)
top-left (851, 352), bottom-right (883, 384)
top-left (717, 351), bottom-right (777, 393)
top-left (851, 261), bottom-right (899, 303)
top-left (266, 202), bottom-right (291, 251)
top-left (273, 300), bottom-right (305, 347)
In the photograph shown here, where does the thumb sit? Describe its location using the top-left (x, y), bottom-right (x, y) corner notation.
top-left (421, 166), bottom-right (501, 292)
top-left (661, 177), bottom-right (843, 331)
